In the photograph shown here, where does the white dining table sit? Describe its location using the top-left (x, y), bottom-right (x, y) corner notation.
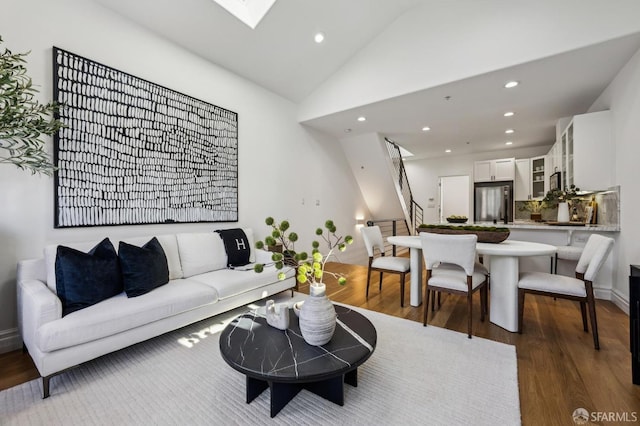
top-left (387, 235), bottom-right (557, 332)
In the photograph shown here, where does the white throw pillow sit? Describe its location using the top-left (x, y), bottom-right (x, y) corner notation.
top-left (176, 232), bottom-right (227, 277)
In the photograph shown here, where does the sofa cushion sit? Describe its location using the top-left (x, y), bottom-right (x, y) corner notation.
top-left (55, 238), bottom-right (123, 316)
top-left (45, 241), bottom-right (99, 292)
top-left (176, 232), bottom-right (227, 277)
top-left (121, 235), bottom-right (183, 280)
top-left (35, 279), bottom-right (218, 352)
top-left (215, 228), bottom-right (251, 267)
top-left (189, 266), bottom-right (294, 300)
top-left (119, 238), bottom-right (170, 297)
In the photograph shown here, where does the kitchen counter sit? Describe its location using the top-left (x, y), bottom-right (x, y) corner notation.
top-left (429, 221), bottom-right (619, 232)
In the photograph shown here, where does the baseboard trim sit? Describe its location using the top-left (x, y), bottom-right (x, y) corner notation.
top-left (610, 289), bottom-right (630, 315)
top-left (0, 328), bottom-right (22, 354)
top-left (594, 287), bottom-right (611, 301)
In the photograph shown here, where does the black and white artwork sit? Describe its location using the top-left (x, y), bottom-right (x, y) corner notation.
top-left (52, 47), bottom-right (238, 228)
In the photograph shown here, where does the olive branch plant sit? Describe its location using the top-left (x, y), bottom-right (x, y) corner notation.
top-left (0, 36), bottom-right (64, 175)
top-left (254, 217), bottom-right (354, 286)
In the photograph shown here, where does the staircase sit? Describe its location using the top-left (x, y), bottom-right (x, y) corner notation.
top-left (384, 138), bottom-right (423, 234)
top-left (340, 133), bottom-right (423, 244)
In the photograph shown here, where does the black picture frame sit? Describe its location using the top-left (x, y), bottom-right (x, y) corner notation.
top-left (52, 47), bottom-right (238, 228)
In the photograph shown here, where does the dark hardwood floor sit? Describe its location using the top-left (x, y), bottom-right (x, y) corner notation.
top-left (2, 262), bottom-right (639, 425)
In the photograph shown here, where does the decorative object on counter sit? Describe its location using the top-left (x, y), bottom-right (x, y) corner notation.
top-left (265, 300), bottom-right (290, 330)
top-left (446, 215), bottom-right (468, 224)
top-left (417, 224), bottom-right (510, 243)
top-left (0, 37), bottom-right (63, 175)
top-left (298, 282), bottom-right (337, 345)
top-left (557, 202), bottom-right (570, 222)
top-left (589, 195), bottom-right (598, 224)
top-left (543, 184), bottom-right (582, 223)
top-left (517, 200), bottom-right (548, 222)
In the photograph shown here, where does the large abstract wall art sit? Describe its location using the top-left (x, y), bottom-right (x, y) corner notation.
top-left (52, 47), bottom-right (238, 228)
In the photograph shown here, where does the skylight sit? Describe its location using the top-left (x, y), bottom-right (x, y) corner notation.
top-left (212, 0), bottom-right (277, 29)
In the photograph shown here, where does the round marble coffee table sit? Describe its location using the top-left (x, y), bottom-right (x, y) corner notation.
top-left (219, 304), bottom-right (377, 417)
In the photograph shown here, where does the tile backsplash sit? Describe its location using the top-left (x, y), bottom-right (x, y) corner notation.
top-left (514, 186), bottom-right (619, 225)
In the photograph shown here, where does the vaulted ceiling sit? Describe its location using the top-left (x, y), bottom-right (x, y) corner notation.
top-left (95, 0), bottom-right (640, 160)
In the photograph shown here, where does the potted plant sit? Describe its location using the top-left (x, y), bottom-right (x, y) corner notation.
top-left (1, 36), bottom-right (63, 175)
top-left (254, 217), bottom-right (353, 345)
top-left (543, 184), bottom-right (581, 222)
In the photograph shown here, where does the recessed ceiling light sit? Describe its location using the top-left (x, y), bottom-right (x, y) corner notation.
top-left (504, 111), bottom-right (514, 117)
top-left (505, 129), bottom-right (514, 134)
top-left (505, 141), bottom-right (513, 145)
top-left (445, 149), bottom-right (452, 153)
top-left (504, 81), bottom-right (519, 88)
top-left (422, 126), bottom-right (431, 131)
top-left (357, 116), bottom-right (366, 122)
top-left (314, 32), bottom-right (325, 43)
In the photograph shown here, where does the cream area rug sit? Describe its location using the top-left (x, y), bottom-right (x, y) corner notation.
top-left (1, 295), bottom-right (521, 425)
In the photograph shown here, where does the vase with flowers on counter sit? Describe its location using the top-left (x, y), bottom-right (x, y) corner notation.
top-left (254, 218), bottom-right (353, 345)
top-left (543, 184), bottom-right (581, 223)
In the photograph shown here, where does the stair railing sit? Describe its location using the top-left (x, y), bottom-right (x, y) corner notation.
top-left (384, 138), bottom-right (424, 234)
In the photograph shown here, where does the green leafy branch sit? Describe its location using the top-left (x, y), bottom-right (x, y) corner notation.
top-left (0, 36), bottom-right (64, 175)
top-left (254, 218), bottom-right (353, 285)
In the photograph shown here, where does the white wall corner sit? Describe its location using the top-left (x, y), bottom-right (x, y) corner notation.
top-left (610, 288), bottom-right (630, 315)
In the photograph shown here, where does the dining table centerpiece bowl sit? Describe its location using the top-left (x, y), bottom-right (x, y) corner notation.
top-left (417, 224), bottom-right (510, 244)
top-left (254, 217), bottom-right (353, 345)
top-left (446, 215), bottom-right (468, 223)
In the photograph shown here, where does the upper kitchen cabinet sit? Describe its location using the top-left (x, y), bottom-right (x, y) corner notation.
top-left (560, 111), bottom-right (613, 191)
top-left (515, 156), bottom-right (547, 200)
top-left (531, 156), bottom-right (547, 199)
top-left (474, 158), bottom-right (515, 182)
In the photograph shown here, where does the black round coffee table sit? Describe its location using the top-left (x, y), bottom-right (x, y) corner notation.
top-left (219, 304), bottom-right (377, 417)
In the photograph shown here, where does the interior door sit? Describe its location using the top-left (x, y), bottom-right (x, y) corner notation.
top-left (439, 175), bottom-right (470, 222)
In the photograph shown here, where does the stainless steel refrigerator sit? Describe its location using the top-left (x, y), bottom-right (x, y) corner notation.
top-left (474, 181), bottom-right (513, 223)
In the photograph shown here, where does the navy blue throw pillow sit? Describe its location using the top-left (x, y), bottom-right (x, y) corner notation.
top-left (119, 237), bottom-right (169, 298)
top-left (215, 228), bottom-right (250, 267)
top-left (55, 238), bottom-right (123, 317)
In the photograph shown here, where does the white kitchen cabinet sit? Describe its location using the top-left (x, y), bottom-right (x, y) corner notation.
top-left (515, 156), bottom-right (547, 201)
top-left (515, 159), bottom-right (530, 200)
top-left (531, 155), bottom-right (547, 199)
top-left (474, 158), bottom-right (515, 182)
top-left (560, 111), bottom-right (612, 191)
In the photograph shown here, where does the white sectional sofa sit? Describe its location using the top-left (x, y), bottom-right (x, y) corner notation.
top-left (16, 229), bottom-right (295, 398)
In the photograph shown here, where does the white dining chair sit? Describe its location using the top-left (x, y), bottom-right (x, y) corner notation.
top-left (360, 226), bottom-right (411, 307)
top-left (420, 232), bottom-right (488, 338)
top-left (518, 234), bottom-right (614, 350)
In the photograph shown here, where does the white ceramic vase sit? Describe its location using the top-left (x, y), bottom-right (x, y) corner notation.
top-left (557, 202), bottom-right (570, 222)
top-left (299, 283), bottom-right (336, 346)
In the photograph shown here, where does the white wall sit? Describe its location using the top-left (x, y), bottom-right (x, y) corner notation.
top-left (0, 0), bottom-right (369, 351)
top-left (340, 133), bottom-right (404, 220)
top-left (588, 46), bottom-right (640, 308)
top-left (299, 0), bottom-right (640, 122)
top-left (404, 146), bottom-right (551, 224)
